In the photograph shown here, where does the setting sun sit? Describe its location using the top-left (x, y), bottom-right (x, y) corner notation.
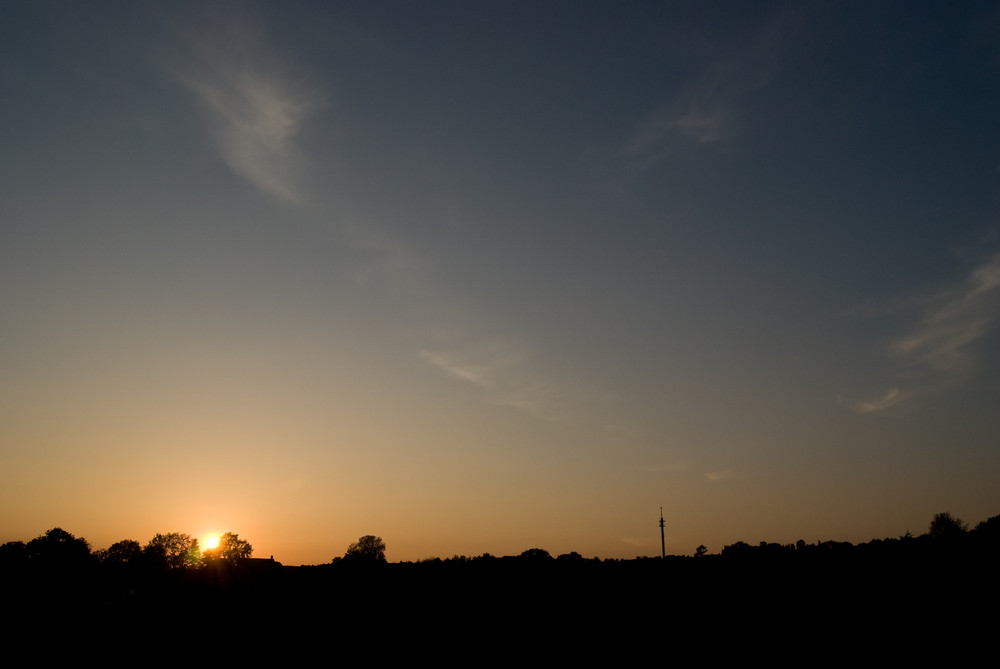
top-left (204, 535), bottom-right (220, 551)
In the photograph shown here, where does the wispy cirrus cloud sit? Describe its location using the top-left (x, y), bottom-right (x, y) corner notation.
top-left (625, 10), bottom-right (789, 169)
top-left (848, 251), bottom-right (1000, 412)
top-left (171, 17), bottom-right (322, 205)
top-left (341, 224), bottom-right (569, 420)
top-left (848, 387), bottom-right (905, 414)
top-left (892, 252), bottom-right (1000, 373)
top-left (628, 98), bottom-right (727, 160)
top-left (420, 338), bottom-right (566, 418)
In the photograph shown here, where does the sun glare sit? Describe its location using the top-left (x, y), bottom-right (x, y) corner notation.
top-left (204, 535), bottom-right (220, 551)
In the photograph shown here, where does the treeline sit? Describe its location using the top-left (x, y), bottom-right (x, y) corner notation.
top-left (3, 510), bottom-right (998, 574)
top-left (2, 512), bottom-right (997, 649)
top-left (716, 510), bottom-right (1000, 559)
top-left (0, 528), bottom-right (254, 572)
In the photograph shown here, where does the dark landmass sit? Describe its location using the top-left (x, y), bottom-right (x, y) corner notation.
top-left (3, 514), bottom-right (996, 656)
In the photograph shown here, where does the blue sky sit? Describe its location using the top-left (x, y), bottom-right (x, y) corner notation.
top-left (2, 1), bottom-right (999, 563)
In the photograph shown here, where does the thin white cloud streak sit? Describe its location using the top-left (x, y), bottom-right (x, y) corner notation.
top-left (891, 252), bottom-right (1000, 374)
top-left (172, 20), bottom-right (321, 205)
top-left (672, 100), bottom-right (727, 144)
top-left (341, 211), bottom-right (574, 420)
top-left (420, 339), bottom-right (567, 419)
top-left (336, 217), bottom-right (573, 420)
top-left (848, 387), bottom-right (904, 414)
top-left (705, 470), bottom-right (734, 482)
top-left (628, 98), bottom-right (726, 159)
top-left (625, 10), bottom-right (789, 168)
top-left (849, 251), bottom-right (1000, 413)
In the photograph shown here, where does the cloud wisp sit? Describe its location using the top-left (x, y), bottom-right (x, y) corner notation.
top-left (628, 97), bottom-right (727, 162)
top-left (420, 338), bottom-right (567, 419)
top-left (849, 387), bottom-right (905, 414)
top-left (850, 251), bottom-right (1000, 412)
top-left (891, 252), bottom-right (1000, 374)
top-left (625, 9), bottom-right (788, 169)
top-left (172, 19), bottom-right (322, 205)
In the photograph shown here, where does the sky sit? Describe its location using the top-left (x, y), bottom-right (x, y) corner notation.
top-left (2, 1), bottom-right (1000, 564)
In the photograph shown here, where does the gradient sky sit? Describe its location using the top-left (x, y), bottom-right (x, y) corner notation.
top-left (3, 1), bottom-right (1000, 564)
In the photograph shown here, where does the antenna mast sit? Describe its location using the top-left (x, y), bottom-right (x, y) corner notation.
top-left (659, 506), bottom-right (666, 558)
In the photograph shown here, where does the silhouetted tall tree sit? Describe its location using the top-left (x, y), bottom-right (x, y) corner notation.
top-left (204, 532), bottom-right (253, 563)
top-left (26, 528), bottom-right (91, 568)
top-left (145, 533), bottom-right (200, 569)
top-left (929, 512), bottom-right (968, 540)
top-left (0, 541), bottom-right (28, 568)
top-left (344, 535), bottom-right (386, 562)
top-left (973, 515), bottom-right (1000, 542)
top-left (97, 539), bottom-right (142, 566)
top-left (518, 548), bottom-right (552, 561)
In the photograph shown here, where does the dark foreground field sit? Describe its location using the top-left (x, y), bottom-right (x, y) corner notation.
top-left (4, 537), bottom-right (995, 659)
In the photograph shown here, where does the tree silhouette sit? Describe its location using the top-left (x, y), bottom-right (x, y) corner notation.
top-left (518, 548), bottom-right (552, 561)
top-left (204, 532), bottom-right (253, 563)
top-left (145, 533), bottom-right (200, 569)
top-left (973, 514), bottom-right (1000, 540)
top-left (929, 512), bottom-right (968, 540)
top-left (0, 541), bottom-right (27, 568)
top-left (26, 527), bottom-right (91, 567)
top-left (97, 539), bottom-right (142, 565)
top-left (344, 535), bottom-right (386, 562)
